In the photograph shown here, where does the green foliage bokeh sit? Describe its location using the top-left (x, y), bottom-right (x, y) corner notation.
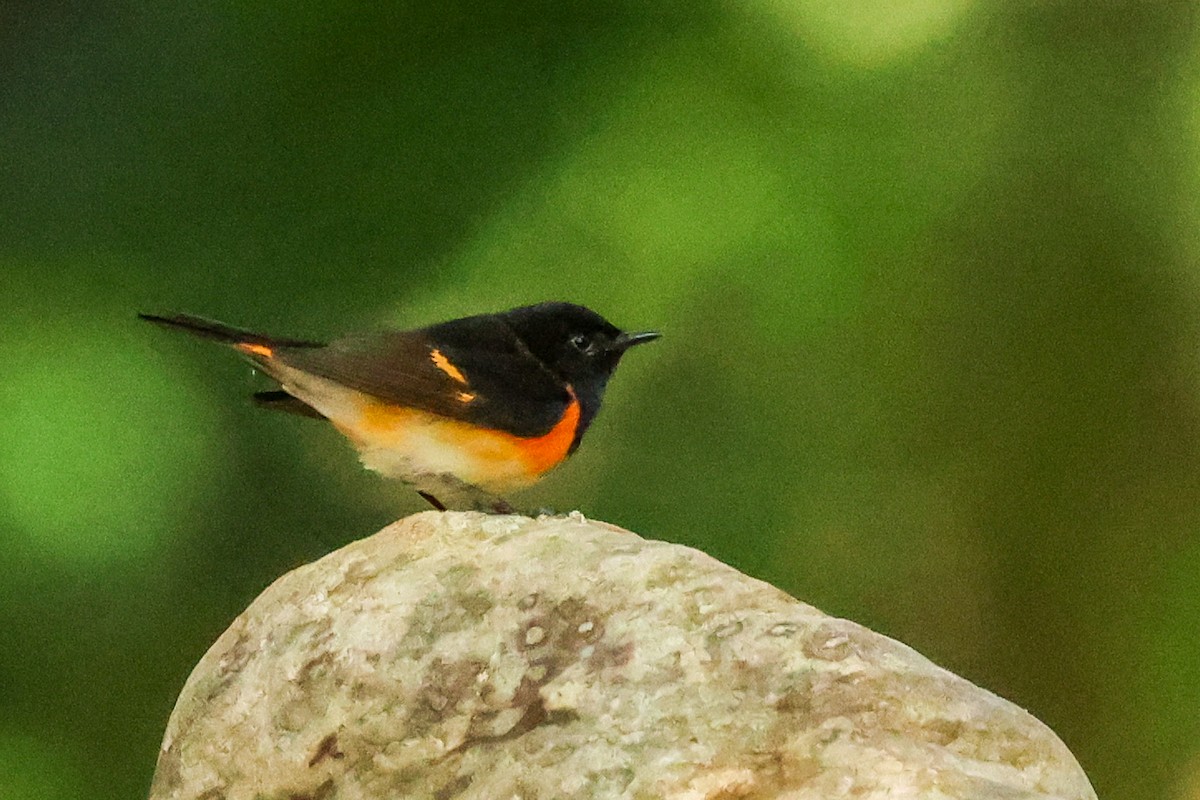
top-left (3, 3), bottom-right (1199, 798)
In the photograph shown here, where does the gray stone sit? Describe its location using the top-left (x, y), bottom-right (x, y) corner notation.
top-left (150, 511), bottom-right (1097, 800)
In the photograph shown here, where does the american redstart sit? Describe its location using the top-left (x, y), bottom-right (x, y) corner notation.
top-left (140, 302), bottom-right (659, 511)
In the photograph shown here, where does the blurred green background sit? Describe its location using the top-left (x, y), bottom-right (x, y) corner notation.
top-left (3, 1), bottom-right (1199, 797)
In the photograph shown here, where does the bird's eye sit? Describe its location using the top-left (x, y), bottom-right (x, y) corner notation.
top-left (569, 334), bottom-right (591, 352)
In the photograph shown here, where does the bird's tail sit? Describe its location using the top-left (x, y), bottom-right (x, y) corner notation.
top-left (140, 312), bottom-right (328, 420)
top-left (137, 312), bottom-right (322, 350)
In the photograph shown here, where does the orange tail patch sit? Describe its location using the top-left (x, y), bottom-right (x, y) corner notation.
top-left (236, 342), bottom-right (274, 358)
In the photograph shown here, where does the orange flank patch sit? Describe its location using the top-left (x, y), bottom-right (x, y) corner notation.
top-left (507, 393), bottom-right (581, 477)
top-left (346, 390), bottom-right (581, 491)
top-left (236, 342), bottom-right (274, 358)
top-left (430, 348), bottom-right (468, 384)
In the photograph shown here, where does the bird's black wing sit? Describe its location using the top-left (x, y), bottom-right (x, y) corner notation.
top-left (276, 315), bottom-right (570, 438)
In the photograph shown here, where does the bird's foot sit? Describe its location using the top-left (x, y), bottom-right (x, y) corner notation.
top-left (416, 489), bottom-right (516, 515)
top-left (416, 491), bottom-right (448, 511)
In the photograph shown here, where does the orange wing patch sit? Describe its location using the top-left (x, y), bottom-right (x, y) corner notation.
top-left (346, 389), bottom-right (581, 492)
top-left (430, 348), bottom-right (468, 384)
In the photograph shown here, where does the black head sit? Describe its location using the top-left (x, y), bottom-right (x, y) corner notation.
top-left (500, 302), bottom-right (659, 424)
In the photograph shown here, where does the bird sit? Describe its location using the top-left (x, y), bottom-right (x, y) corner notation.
top-left (139, 302), bottom-right (660, 511)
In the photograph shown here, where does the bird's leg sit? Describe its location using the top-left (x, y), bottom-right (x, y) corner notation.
top-left (417, 491), bottom-right (447, 511)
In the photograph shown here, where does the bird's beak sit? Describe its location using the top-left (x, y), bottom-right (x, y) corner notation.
top-left (611, 331), bottom-right (661, 352)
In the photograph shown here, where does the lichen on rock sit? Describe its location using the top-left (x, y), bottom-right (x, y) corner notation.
top-left (150, 511), bottom-right (1097, 800)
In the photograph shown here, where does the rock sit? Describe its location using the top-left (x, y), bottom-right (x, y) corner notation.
top-left (150, 511), bottom-right (1097, 800)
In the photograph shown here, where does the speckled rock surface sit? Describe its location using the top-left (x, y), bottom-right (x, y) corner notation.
top-left (150, 511), bottom-right (1097, 800)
